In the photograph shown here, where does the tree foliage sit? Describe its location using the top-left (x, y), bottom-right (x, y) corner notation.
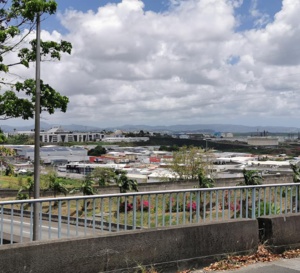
top-left (6, 133), bottom-right (34, 144)
top-left (114, 170), bottom-right (138, 193)
top-left (0, 145), bottom-right (15, 156)
top-left (159, 145), bottom-right (179, 152)
top-left (0, 128), bottom-right (6, 143)
top-left (91, 167), bottom-right (115, 186)
top-left (290, 163), bottom-right (300, 182)
top-left (88, 145), bottom-right (107, 156)
top-left (170, 146), bottom-right (213, 181)
top-left (197, 169), bottom-right (214, 189)
top-left (0, 0), bottom-right (72, 120)
top-left (240, 169), bottom-right (263, 186)
top-left (43, 171), bottom-right (68, 197)
top-left (80, 175), bottom-right (97, 196)
top-left (17, 176), bottom-right (33, 199)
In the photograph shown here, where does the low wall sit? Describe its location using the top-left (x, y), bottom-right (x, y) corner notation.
top-left (0, 219), bottom-right (258, 273)
top-left (258, 213), bottom-right (300, 253)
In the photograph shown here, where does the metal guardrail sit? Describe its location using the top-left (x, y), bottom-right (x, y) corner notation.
top-left (1, 182), bottom-right (300, 245)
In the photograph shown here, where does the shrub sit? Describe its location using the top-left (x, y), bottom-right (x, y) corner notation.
top-left (137, 199), bottom-right (150, 211)
top-left (186, 201), bottom-right (197, 212)
top-left (119, 201), bottom-right (133, 212)
top-left (230, 200), bottom-right (241, 212)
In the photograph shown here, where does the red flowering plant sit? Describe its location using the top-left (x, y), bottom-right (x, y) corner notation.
top-left (186, 201), bottom-right (197, 212)
top-left (119, 201), bottom-right (133, 212)
top-left (137, 199), bottom-right (150, 211)
top-left (230, 200), bottom-right (241, 212)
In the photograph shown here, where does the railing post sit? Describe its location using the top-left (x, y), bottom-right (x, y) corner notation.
top-left (251, 188), bottom-right (256, 219)
top-left (133, 196), bottom-right (136, 230)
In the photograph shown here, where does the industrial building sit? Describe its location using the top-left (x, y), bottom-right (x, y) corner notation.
top-left (247, 136), bottom-right (279, 146)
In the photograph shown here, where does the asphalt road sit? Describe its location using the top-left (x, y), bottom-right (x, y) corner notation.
top-left (0, 214), bottom-right (109, 243)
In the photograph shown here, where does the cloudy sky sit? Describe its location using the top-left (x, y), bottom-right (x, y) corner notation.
top-left (4, 0), bottom-right (300, 129)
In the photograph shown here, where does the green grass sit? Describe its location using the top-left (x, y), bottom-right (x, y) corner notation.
top-left (0, 174), bottom-right (83, 190)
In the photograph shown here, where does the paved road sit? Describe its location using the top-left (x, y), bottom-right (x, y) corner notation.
top-left (192, 257), bottom-right (300, 272)
top-left (1, 214), bottom-right (109, 243)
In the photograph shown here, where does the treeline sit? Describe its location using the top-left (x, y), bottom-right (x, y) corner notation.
top-left (135, 136), bottom-right (253, 153)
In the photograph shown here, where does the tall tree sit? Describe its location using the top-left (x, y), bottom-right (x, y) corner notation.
top-left (88, 145), bottom-right (107, 156)
top-left (0, 0), bottom-right (72, 120)
top-left (91, 167), bottom-right (116, 186)
top-left (170, 146), bottom-right (213, 181)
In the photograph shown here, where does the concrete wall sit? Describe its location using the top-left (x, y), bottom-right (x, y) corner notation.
top-left (258, 213), bottom-right (300, 253)
top-left (1, 214), bottom-right (300, 272)
top-left (0, 219), bottom-right (258, 273)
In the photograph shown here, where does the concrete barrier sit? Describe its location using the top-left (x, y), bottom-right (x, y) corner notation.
top-left (258, 213), bottom-right (300, 253)
top-left (0, 219), bottom-right (258, 273)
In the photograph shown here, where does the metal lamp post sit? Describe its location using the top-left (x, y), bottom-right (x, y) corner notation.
top-left (33, 12), bottom-right (41, 241)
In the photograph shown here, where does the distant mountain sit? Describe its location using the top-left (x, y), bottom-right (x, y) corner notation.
top-left (0, 122), bottom-right (103, 132)
top-left (1, 122), bottom-right (299, 133)
top-left (117, 124), bottom-right (300, 133)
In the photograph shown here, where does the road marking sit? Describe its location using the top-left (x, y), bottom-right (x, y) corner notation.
top-left (2, 218), bottom-right (59, 230)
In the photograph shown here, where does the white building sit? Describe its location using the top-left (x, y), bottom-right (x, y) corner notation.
top-left (247, 137), bottom-right (279, 146)
top-left (12, 127), bottom-right (148, 143)
top-left (40, 127), bottom-right (105, 143)
top-left (19, 146), bottom-right (89, 164)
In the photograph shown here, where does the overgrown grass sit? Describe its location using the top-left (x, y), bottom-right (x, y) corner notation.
top-left (0, 174), bottom-right (83, 190)
top-left (0, 175), bottom-right (24, 189)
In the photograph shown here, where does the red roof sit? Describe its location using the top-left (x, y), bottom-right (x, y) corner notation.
top-left (150, 157), bottom-right (161, 163)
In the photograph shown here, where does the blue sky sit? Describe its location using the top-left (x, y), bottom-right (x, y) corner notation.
top-left (56, 0), bottom-right (168, 12)
top-left (43, 0), bottom-right (284, 34)
top-left (6, 0), bottom-right (300, 129)
top-left (52, 0), bottom-right (283, 32)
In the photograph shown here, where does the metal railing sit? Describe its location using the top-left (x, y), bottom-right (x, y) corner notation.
top-left (1, 182), bottom-right (300, 245)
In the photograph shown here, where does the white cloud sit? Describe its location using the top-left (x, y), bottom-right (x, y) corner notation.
top-left (3, 0), bottom-right (300, 129)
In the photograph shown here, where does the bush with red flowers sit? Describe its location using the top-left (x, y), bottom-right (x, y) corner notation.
top-left (186, 201), bottom-right (197, 212)
top-left (137, 199), bottom-right (150, 211)
top-left (119, 201), bottom-right (133, 212)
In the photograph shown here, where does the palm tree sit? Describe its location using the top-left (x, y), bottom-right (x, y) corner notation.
top-left (290, 163), bottom-right (300, 182)
top-left (16, 177), bottom-right (34, 200)
top-left (46, 173), bottom-right (68, 198)
top-left (71, 175), bottom-right (97, 212)
top-left (290, 163), bottom-right (300, 210)
top-left (197, 169), bottom-right (214, 215)
top-left (114, 171), bottom-right (138, 213)
top-left (238, 169), bottom-right (263, 218)
top-left (80, 176), bottom-right (97, 196)
top-left (241, 169), bottom-right (263, 186)
top-left (48, 178), bottom-right (69, 198)
top-left (198, 169), bottom-right (214, 189)
top-left (114, 172), bottom-right (138, 193)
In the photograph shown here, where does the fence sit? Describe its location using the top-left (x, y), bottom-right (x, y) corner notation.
top-left (1, 182), bottom-right (300, 245)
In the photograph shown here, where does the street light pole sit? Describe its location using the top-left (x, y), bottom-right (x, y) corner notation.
top-left (33, 12), bottom-right (41, 241)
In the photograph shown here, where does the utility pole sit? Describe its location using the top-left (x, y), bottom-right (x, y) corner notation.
top-left (33, 12), bottom-right (41, 241)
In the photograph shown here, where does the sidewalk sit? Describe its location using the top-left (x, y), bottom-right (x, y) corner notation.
top-left (191, 257), bottom-right (300, 273)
